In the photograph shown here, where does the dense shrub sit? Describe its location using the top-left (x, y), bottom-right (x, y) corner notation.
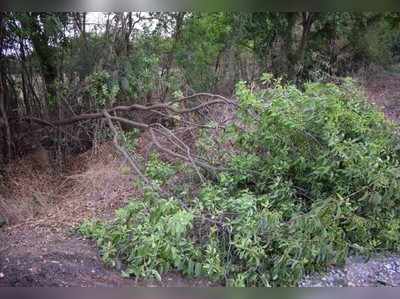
top-left (80, 78), bottom-right (400, 286)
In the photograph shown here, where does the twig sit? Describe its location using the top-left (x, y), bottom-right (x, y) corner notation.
top-left (149, 127), bottom-right (218, 178)
top-left (153, 124), bottom-right (205, 184)
top-left (103, 110), bottom-right (155, 190)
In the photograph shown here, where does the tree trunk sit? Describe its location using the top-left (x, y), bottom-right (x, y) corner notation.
top-left (19, 39), bottom-right (31, 115)
top-left (0, 78), bottom-right (12, 163)
top-left (0, 12), bottom-right (12, 163)
top-left (283, 13), bottom-right (297, 82)
top-left (292, 12), bottom-right (316, 81)
top-left (284, 12), bottom-right (316, 83)
top-left (21, 13), bottom-right (58, 104)
top-left (161, 12), bottom-right (186, 101)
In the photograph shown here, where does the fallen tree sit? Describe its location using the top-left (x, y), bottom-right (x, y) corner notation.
top-left (23, 93), bottom-right (235, 129)
top-left (79, 79), bottom-right (400, 287)
top-left (18, 92), bottom-right (236, 182)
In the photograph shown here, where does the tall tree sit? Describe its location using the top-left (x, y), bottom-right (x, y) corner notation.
top-left (19, 12), bottom-right (68, 103)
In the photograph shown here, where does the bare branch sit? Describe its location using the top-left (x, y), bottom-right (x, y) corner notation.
top-left (152, 124), bottom-right (205, 184)
top-left (103, 110), bottom-right (154, 189)
top-left (23, 93), bottom-right (236, 128)
top-left (149, 127), bottom-right (218, 177)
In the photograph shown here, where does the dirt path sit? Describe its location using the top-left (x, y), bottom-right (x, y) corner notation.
top-left (0, 144), bottom-right (134, 286)
top-left (0, 225), bottom-right (211, 287)
top-left (0, 227), bottom-right (132, 286)
top-left (0, 143), bottom-right (212, 287)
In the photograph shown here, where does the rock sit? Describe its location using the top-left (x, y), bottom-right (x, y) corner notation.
top-left (115, 259), bottom-right (123, 271)
top-left (0, 215), bottom-right (6, 227)
top-left (300, 255), bottom-right (400, 287)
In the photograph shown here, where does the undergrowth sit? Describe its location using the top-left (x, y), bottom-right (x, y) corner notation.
top-left (79, 77), bottom-right (400, 286)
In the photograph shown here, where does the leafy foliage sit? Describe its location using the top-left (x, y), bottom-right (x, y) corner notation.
top-left (86, 70), bottom-right (120, 108)
top-left (80, 78), bottom-right (400, 286)
top-left (175, 13), bottom-right (233, 91)
top-left (121, 35), bottom-right (162, 98)
top-left (122, 129), bottom-right (140, 152)
top-left (145, 153), bottom-right (177, 186)
top-left (79, 191), bottom-right (197, 280)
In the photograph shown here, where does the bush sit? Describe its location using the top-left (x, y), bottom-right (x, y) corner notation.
top-left (79, 190), bottom-right (198, 280)
top-left (80, 78), bottom-right (400, 286)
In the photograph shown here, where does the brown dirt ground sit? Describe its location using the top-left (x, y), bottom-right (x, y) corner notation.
top-left (362, 69), bottom-right (400, 123)
top-left (0, 142), bottom-right (213, 287)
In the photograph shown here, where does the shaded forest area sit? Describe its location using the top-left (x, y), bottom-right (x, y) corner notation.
top-left (1, 12), bottom-right (400, 166)
top-left (2, 12), bottom-right (400, 287)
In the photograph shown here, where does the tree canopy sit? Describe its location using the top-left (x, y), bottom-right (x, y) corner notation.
top-left (1, 12), bottom-right (400, 163)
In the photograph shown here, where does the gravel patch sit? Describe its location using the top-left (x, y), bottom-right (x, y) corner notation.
top-left (300, 255), bottom-right (400, 287)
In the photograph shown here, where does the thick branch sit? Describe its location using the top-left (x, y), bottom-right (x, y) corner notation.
top-left (24, 94), bottom-right (236, 128)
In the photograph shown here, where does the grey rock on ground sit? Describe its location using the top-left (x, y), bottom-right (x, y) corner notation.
top-left (0, 215), bottom-right (6, 227)
top-left (300, 255), bottom-right (400, 287)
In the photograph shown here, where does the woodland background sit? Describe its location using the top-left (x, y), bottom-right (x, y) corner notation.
top-left (1, 12), bottom-right (400, 167)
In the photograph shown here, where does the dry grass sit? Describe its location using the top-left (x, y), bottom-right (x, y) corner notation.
top-left (51, 143), bottom-right (139, 227)
top-left (0, 154), bottom-right (59, 224)
top-left (0, 142), bottom-right (139, 229)
top-left (0, 97), bottom-right (236, 229)
top-left (362, 70), bottom-right (400, 123)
